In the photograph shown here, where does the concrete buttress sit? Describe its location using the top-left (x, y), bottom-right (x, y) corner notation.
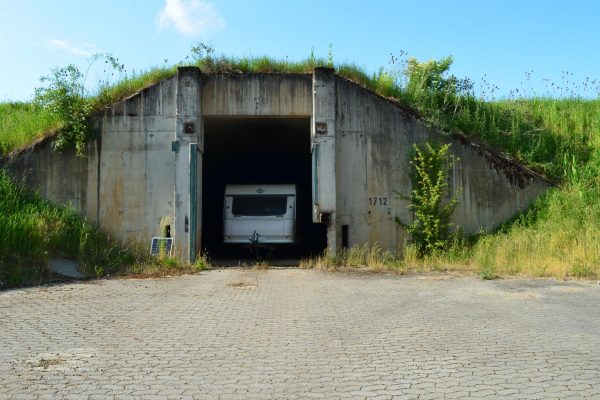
top-left (174, 67), bottom-right (201, 260)
top-left (312, 67), bottom-right (338, 253)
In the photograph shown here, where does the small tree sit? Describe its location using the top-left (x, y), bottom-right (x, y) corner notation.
top-left (403, 56), bottom-right (474, 125)
top-left (34, 65), bottom-right (91, 155)
top-left (397, 142), bottom-right (458, 256)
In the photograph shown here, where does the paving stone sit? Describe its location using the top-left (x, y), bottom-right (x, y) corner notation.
top-left (1, 270), bottom-right (599, 399)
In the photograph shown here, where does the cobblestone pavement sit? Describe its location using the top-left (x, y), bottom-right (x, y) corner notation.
top-left (1, 269), bottom-right (600, 399)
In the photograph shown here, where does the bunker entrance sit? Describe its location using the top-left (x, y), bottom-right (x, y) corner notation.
top-left (201, 117), bottom-right (327, 260)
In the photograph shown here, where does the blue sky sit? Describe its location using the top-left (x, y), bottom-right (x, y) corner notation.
top-left (1, 0), bottom-right (599, 101)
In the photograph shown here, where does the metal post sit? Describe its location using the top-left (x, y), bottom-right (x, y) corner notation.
top-left (189, 143), bottom-right (198, 262)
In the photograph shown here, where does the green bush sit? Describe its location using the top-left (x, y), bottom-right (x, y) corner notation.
top-left (397, 142), bottom-right (458, 257)
top-left (33, 65), bottom-right (92, 155)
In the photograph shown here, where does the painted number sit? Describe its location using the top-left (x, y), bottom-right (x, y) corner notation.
top-left (368, 197), bottom-right (388, 206)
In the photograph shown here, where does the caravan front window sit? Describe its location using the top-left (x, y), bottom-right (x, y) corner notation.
top-left (232, 195), bottom-right (288, 216)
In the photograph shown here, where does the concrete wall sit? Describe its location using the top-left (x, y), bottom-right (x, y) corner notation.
top-left (334, 75), bottom-right (552, 251)
top-left (1, 134), bottom-right (91, 215)
top-left (95, 75), bottom-right (178, 246)
top-left (2, 72), bottom-right (182, 252)
top-left (202, 73), bottom-right (312, 116)
top-left (448, 134), bottom-right (551, 233)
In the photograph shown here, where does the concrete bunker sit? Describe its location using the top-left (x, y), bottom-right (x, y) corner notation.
top-left (201, 117), bottom-right (327, 258)
top-left (1, 67), bottom-right (553, 263)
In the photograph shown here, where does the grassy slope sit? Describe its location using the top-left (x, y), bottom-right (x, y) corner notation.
top-left (0, 169), bottom-right (206, 288)
top-left (1, 54), bottom-right (599, 280)
top-left (0, 102), bottom-right (59, 155)
top-left (462, 98), bottom-right (600, 278)
top-left (0, 169), bottom-right (135, 286)
top-left (401, 97), bottom-right (600, 279)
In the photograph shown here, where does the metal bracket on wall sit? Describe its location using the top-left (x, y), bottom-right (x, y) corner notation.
top-left (316, 121), bottom-right (327, 135)
top-left (184, 122), bottom-right (195, 134)
top-left (171, 140), bottom-right (180, 153)
top-left (319, 212), bottom-right (331, 225)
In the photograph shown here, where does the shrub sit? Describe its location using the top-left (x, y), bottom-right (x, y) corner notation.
top-left (397, 142), bottom-right (458, 257)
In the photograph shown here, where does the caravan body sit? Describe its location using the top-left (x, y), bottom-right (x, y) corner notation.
top-left (223, 184), bottom-right (296, 244)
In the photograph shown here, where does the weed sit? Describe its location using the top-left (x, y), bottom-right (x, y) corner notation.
top-left (160, 257), bottom-right (179, 269)
top-left (252, 261), bottom-right (270, 270)
top-left (569, 263), bottom-right (596, 279)
top-left (94, 265), bottom-right (104, 278)
top-left (301, 243), bottom-right (403, 271)
top-left (194, 255), bottom-right (210, 271)
top-left (478, 267), bottom-right (498, 280)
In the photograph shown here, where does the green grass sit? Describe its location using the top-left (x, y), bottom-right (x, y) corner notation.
top-left (0, 102), bottom-right (59, 155)
top-left (91, 66), bottom-right (177, 110)
top-left (0, 169), bottom-right (138, 287)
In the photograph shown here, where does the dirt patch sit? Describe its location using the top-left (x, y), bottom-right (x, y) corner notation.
top-left (478, 288), bottom-right (539, 300)
top-left (228, 280), bottom-right (258, 288)
top-left (551, 286), bottom-right (585, 293)
top-left (14, 350), bottom-right (95, 372)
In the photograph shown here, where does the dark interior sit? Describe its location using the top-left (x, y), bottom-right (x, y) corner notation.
top-left (201, 117), bottom-right (327, 259)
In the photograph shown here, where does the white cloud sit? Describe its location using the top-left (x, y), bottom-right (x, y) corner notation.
top-left (156, 0), bottom-right (224, 37)
top-left (43, 39), bottom-right (98, 57)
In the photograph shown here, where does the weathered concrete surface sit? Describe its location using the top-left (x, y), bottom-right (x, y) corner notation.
top-left (0, 133), bottom-right (90, 215)
top-left (335, 76), bottom-right (553, 251)
top-left (48, 259), bottom-right (85, 279)
top-left (95, 75), bottom-right (178, 245)
top-left (312, 67), bottom-right (338, 252)
top-left (1, 270), bottom-right (599, 399)
top-left (174, 67), bottom-right (202, 259)
top-left (202, 73), bottom-right (312, 116)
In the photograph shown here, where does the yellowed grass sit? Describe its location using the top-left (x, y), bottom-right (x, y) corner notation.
top-left (300, 234), bottom-right (599, 280)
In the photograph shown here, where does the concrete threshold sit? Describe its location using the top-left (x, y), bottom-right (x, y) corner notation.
top-left (209, 259), bottom-right (301, 268)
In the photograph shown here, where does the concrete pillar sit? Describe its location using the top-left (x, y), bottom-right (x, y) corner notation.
top-left (312, 67), bottom-right (338, 254)
top-left (174, 67), bottom-right (201, 260)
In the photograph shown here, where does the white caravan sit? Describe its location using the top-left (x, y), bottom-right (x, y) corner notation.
top-left (223, 184), bottom-right (296, 244)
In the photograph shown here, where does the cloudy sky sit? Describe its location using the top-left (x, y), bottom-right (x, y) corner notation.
top-left (1, 0), bottom-right (599, 100)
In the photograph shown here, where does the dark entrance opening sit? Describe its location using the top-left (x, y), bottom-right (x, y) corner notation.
top-left (201, 117), bottom-right (327, 260)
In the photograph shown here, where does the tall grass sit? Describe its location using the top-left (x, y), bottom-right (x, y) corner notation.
top-left (300, 243), bottom-right (403, 271)
top-left (0, 170), bottom-right (137, 288)
top-left (464, 168), bottom-right (600, 279)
